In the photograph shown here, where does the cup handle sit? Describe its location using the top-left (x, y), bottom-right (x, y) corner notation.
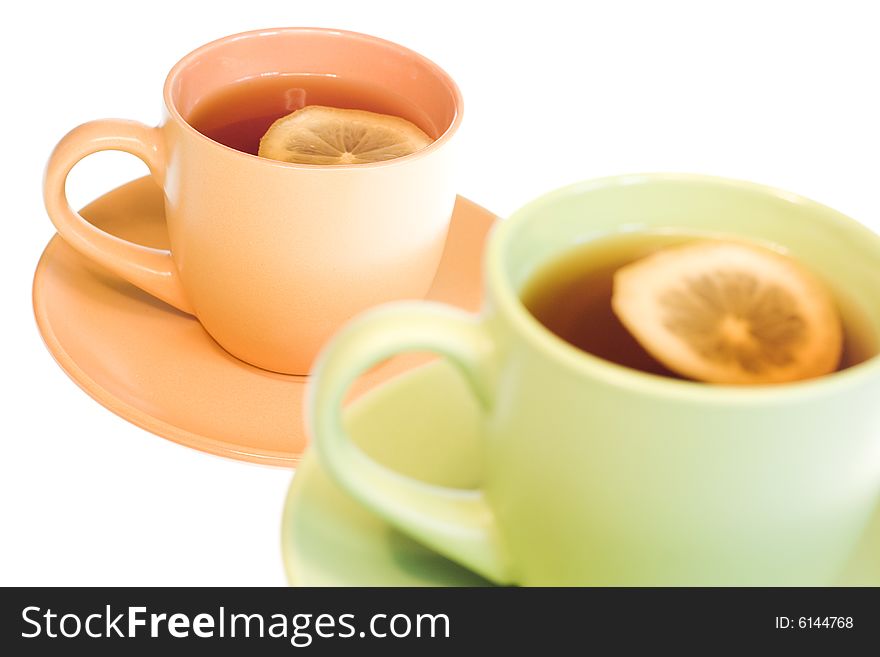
top-left (43, 119), bottom-right (193, 314)
top-left (309, 302), bottom-right (513, 583)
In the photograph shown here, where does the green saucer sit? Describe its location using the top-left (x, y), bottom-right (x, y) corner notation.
top-left (281, 362), bottom-right (879, 586)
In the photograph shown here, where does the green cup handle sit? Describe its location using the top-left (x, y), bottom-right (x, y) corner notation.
top-left (309, 302), bottom-right (512, 583)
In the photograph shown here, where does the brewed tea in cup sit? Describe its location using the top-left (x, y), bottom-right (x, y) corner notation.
top-left (44, 28), bottom-right (462, 374)
top-left (311, 174), bottom-right (880, 585)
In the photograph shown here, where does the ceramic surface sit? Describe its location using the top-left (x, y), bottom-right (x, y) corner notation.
top-left (286, 361), bottom-right (880, 586)
top-left (34, 177), bottom-right (493, 466)
top-left (43, 27), bottom-right (463, 374)
top-left (310, 173), bottom-right (880, 585)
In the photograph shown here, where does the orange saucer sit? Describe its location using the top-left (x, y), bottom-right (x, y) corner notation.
top-left (33, 177), bottom-right (495, 466)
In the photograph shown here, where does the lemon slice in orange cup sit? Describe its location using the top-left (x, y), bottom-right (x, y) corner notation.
top-left (258, 105), bottom-right (433, 165)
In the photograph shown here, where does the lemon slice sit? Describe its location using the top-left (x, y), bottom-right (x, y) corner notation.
top-left (611, 241), bottom-right (843, 384)
top-left (258, 106), bottom-right (432, 165)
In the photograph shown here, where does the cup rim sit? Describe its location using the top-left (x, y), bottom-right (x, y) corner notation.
top-left (488, 172), bottom-right (880, 403)
top-left (162, 27), bottom-right (463, 170)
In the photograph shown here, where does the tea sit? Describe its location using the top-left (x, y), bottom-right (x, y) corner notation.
top-left (187, 74), bottom-right (438, 155)
top-left (521, 232), bottom-right (877, 379)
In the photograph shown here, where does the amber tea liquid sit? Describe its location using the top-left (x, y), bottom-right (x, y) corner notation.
top-left (520, 232), bottom-right (877, 379)
top-left (187, 74), bottom-right (437, 155)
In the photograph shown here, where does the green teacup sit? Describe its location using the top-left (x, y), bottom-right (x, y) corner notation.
top-left (310, 174), bottom-right (880, 585)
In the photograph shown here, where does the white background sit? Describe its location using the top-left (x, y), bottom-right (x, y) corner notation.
top-left (2, 0), bottom-right (879, 585)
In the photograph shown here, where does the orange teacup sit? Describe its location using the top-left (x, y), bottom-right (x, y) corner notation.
top-left (44, 28), bottom-right (462, 374)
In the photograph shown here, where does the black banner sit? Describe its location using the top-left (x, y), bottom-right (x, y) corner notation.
top-left (1, 587), bottom-right (876, 653)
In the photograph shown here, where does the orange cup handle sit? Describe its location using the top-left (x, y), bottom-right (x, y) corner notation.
top-left (43, 119), bottom-right (194, 314)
